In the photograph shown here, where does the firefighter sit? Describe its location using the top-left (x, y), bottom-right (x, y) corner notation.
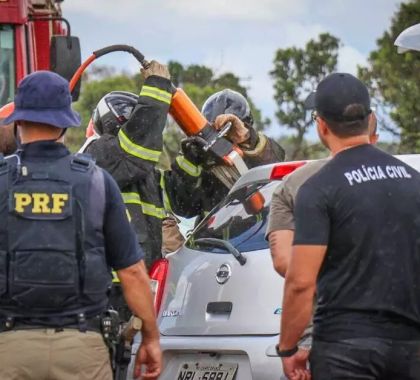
top-left (81, 61), bottom-right (177, 268)
top-left (82, 79), bottom-right (286, 265)
top-left (169, 89), bottom-right (286, 218)
top-left (0, 71), bottom-right (161, 380)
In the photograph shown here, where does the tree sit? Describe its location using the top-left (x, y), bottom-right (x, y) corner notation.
top-left (358, 0), bottom-right (420, 153)
top-left (270, 33), bottom-right (340, 159)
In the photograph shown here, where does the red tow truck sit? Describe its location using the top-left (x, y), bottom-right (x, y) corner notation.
top-left (0, 0), bottom-right (81, 107)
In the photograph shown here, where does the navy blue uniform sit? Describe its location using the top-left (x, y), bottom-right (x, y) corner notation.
top-left (0, 141), bottom-right (142, 327)
top-left (294, 144), bottom-right (420, 379)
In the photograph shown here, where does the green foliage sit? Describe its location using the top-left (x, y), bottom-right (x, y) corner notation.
top-left (271, 33), bottom-right (340, 159)
top-left (276, 135), bottom-right (329, 160)
top-left (358, 0), bottom-right (420, 153)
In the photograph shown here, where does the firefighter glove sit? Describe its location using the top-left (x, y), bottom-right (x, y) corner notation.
top-left (181, 136), bottom-right (208, 167)
top-left (213, 114), bottom-right (250, 145)
top-left (141, 60), bottom-right (170, 80)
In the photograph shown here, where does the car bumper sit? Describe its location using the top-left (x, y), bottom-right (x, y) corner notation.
top-left (127, 334), bottom-right (284, 379)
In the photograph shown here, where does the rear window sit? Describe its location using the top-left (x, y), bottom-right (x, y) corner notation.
top-left (186, 181), bottom-right (280, 253)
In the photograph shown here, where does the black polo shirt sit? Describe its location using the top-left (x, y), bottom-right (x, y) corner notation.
top-left (294, 144), bottom-right (420, 340)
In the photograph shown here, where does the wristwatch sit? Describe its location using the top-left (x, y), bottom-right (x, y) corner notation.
top-left (275, 344), bottom-right (299, 357)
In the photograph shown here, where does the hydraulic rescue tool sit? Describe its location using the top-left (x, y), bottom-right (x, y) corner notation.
top-left (69, 45), bottom-right (249, 188)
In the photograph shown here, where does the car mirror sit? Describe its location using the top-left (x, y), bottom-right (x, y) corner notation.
top-left (50, 36), bottom-right (81, 101)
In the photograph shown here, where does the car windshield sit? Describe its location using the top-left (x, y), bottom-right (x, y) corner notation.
top-left (0, 25), bottom-right (15, 107)
top-left (186, 181), bottom-right (280, 253)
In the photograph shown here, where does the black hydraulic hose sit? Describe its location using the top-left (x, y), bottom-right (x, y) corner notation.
top-left (93, 45), bottom-right (149, 68)
top-left (70, 45), bottom-right (149, 92)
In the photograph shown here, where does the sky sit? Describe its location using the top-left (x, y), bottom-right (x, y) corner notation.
top-left (62, 0), bottom-right (404, 141)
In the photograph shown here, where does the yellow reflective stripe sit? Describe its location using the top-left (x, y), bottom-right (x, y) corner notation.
top-left (141, 202), bottom-right (166, 219)
top-left (112, 270), bottom-right (120, 283)
top-left (118, 129), bottom-right (161, 162)
top-left (122, 192), bottom-right (142, 204)
top-left (159, 170), bottom-right (173, 213)
top-left (140, 85), bottom-right (172, 105)
top-left (122, 192), bottom-right (166, 219)
top-left (176, 156), bottom-right (202, 177)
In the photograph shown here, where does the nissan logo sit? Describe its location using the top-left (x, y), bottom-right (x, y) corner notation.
top-left (216, 264), bottom-right (232, 284)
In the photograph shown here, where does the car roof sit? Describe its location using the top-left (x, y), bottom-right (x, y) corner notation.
top-left (229, 154), bottom-right (420, 194)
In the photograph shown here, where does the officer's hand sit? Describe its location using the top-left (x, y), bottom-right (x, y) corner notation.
top-left (213, 114), bottom-right (250, 145)
top-left (133, 338), bottom-right (162, 379)
top-left (281, 348), bottom-right (311, 380)
top-left (141, 60), bottom-right (170, 80)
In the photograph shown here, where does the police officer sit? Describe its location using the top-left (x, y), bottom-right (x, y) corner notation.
top-left (0, 71), bottom-right (161, 380)
top-left (279, 73), bottom-right (420, 380)
top-left (267, 111), bottom-right (378, 380)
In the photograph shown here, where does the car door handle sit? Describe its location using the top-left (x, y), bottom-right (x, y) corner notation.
top-left (206, 302), bottom-right (233, 314)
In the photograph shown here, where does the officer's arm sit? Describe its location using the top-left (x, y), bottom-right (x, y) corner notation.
top-left (117, 260), bottom-right (159, 342)
top-left (103, 172), bottom-right (161, 377)
top-left (269, 230), bottom-right (294, 277)
top-left (279, 183), bottom-right (329, 351)
top-left (280, 244), bottom-right (326, 351)
top-left (267, 182), bottom-right (295, 277)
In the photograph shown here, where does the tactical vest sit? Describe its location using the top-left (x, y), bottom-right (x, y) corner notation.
top-left (0, 152), bottom-right (112, 320)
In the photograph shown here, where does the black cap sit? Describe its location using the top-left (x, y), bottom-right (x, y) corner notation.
top-left (305, 73), bottom-right (371, 122)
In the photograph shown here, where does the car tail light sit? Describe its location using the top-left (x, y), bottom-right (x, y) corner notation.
top-left (270, 161), bottom-right (306, 180)
top-left (149, 258), bottom-right (169, 314)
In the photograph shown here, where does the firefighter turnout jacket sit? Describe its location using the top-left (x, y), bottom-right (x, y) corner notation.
top-left (166, 133), bottom-right (286, 218)
top-left (84, 76), bottom-right (285, 266)
top-left (84, 76), bottom-right (174, 266)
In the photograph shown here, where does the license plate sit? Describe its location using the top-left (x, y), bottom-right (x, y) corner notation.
top-left (176, 362), bottom-right (238, 380)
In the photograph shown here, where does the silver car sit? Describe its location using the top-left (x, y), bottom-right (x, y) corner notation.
top-left (129, 154), bottom-right (420, 380)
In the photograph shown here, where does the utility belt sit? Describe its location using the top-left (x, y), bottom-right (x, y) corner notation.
top-left (0, 313), bottom-right (105, 334)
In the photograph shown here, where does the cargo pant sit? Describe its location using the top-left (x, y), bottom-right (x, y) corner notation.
top-left (0, 329), bottom-right (113, 380)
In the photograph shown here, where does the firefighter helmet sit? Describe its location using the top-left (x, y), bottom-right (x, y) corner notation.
top-left (202, 89), bottom-right (253, 127)
top-left (92, 91), bottom-right (138, 135)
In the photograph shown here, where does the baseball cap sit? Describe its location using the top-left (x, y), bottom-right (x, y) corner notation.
top-left (0, 70), bottom-right (81, 129)
top-left (305, 73), bottom-right (371, 122)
